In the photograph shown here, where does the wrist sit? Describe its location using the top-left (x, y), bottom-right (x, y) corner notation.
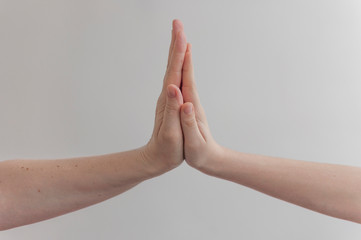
top-left (196, 143), bottom-right (227, 176)
top-left (136, 144), bottom-right (173, 179)
top-left (200, 146), bottom-right (246, 181)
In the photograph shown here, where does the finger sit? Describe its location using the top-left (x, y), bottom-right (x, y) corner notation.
top-left (154, 20), bottom-right (184, 138)
top-left (167, 19), bottom-right (184, 69)
top-left (159, 84), bottom-right (184, 135)
top-left (159, 20), bottom-right (183, 106)
top-left (180, 102), bottom-right (205, 146)
top-left (164, 29), bottom-right (187, 89)
top-left (181, 43), bottom-right (208, 123)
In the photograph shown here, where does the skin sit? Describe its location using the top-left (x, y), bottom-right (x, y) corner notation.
top-left (0, 19), bottom-right (187, 230)
top-left (1, 19), bottom-right (360, 231)
top-left (179, 38), bottom-right (361, 224)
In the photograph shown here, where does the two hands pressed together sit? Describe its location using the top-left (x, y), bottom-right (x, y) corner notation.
top-left (1, 20), bottom-right (361, 231)
top-left (140, 19), bottom-right (221, 177)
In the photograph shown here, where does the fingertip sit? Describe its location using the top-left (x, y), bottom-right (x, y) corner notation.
top-left (173, 19), bottom-right (184, 31)
top-left (167, 84), bottom-right (177, 98)
top-left (167, 84), bottom-right (183, 104)
top-left (182, 102), bottom-right (193, 115)
top-left (167, 83), bottom-right (180, 92)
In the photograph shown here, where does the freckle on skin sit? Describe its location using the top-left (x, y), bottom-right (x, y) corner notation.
top-left (75, 165), bottom-right (78, 167)
top-left (57, 165), bottom-right (60, 168)
top-left (26, 168), bottom-right (29, 171)
top-left (38, 189), bottom-right (41, 193)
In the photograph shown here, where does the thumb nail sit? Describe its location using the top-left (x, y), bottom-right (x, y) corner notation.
top-left (184, 104), bottom-right (193, 115)
top-left (167, 87), bottom-right (176, 98)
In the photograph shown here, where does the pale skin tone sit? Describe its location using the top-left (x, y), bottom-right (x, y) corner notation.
top-left (1, 19), bottom-right (360, 231)
top-left (0, 19), bottom-right (187, 230)
top-left (180, 32), bottom-right (361, 224)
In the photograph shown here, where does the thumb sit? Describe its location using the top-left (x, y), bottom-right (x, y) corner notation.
top-left (180, 102), bottom-right (204, 146)
top-left (160, 84), bottom-right (183, 132)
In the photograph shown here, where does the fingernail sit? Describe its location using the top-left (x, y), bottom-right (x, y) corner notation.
top-left (167, 87), bottom-right (176, 98)
top-left (184, 104), bottom-right (192, 115)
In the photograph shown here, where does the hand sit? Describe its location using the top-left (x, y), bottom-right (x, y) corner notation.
top-left (140, 20), bottom-right (187, 176)
top-left (180, 44), bottom-right (224, 172)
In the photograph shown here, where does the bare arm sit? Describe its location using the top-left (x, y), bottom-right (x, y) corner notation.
top-left (0, 19), bottom-right (188, 230)
top-left (179, 43), bottom-right (361, 224)
top-left (202, 149), bottom-right (361, 223)
top-left (0, 149), bottom-right (150, 230)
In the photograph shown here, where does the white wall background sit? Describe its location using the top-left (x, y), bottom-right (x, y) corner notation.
top-left (1, 0), bottom-right (361, 239)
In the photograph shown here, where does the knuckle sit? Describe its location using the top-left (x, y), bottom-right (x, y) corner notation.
top-left (165, 101), bottom-right (179, 113)
top-left (169, 54), bottom-right (183, 67)
top-left (166, 68), bottom-right (182, 80)
top-left (155, 107), bottom-right (165, 120)
top-left (184, 118), bottom-right (196, 128)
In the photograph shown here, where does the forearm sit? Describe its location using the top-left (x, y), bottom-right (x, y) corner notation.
top-left (0, 19), bottom-right (186, 231)
top-left (0, 146), bottom-right (157, 230)
top-left (202, 147), bottom-right (361, 224)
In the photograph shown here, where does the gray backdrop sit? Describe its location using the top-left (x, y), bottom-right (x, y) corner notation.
top-left (1, 0), bottom-right (361, 239)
